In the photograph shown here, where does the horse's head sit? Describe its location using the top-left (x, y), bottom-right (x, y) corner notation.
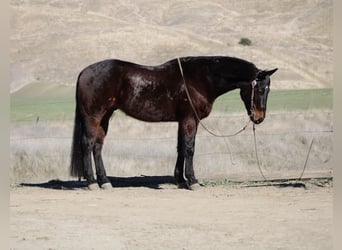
top-left (240, 68), bottom-right (278, 124)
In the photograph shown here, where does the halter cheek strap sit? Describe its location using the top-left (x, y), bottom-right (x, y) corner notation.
top-left (250, 80), bottom-right (257, 116)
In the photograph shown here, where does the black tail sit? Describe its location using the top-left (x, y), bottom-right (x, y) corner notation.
top-left (70, 78), bottom-right (84, 179)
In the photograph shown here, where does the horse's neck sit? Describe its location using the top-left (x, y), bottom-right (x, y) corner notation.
top-left (205, 71), bottom-right (243, 100)
top-left (181, 58), bottom-right (251, 101)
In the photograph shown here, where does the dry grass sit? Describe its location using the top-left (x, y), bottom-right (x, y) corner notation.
top-left (10, 110), bottom-right (333, 185)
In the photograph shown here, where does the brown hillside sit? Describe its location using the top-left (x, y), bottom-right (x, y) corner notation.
top-left (10, 0), bottom-right (333, 92)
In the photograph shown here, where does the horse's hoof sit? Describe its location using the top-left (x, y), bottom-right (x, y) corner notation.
top-left (177, 182), bottom-right (202, 190)
top-left (177, 182), bottom-right (191, 190)
top-left (100, 182), bottom-right (112, 190)
top-left (189, 183), bottom-right (202, 191)
top-left (88, 183), bottom-right (100, 190)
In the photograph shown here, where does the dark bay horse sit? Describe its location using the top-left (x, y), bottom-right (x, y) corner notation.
top-left (70, 56), bottom-right (277, 190)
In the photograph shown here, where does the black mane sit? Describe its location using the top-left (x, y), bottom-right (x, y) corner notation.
top-left (182, 56), bottom-right (258, 82)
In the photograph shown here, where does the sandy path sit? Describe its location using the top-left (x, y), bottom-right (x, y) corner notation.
top-left (10, 182), bottom-right (332, 250)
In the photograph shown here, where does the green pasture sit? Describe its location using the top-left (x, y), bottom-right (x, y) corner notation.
top-left (10, 82), bottom-right (333, 123)
top-left (214, 88), bottom-right (333, 112)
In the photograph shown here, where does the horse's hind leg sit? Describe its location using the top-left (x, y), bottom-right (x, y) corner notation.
top-left (82, 117), bottom-right (100, 190)
top-left (93, 108), bottom-right (115, 189)
top-left (93, 134), bottom-right (111, 189)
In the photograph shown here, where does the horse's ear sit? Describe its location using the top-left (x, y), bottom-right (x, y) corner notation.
top-left (267, 68), bottom-right (278, 76)
top-left (257, 68), bottom-right (278, 79)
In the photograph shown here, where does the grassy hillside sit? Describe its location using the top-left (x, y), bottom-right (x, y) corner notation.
top-left (10, 0), bottom-right (332, 92)
top-left (10, 83), bottom-right (75, 122)
top-left (10, 83), bottom-right (332, 123)
top-left (10, 0), bottom-right (334, 185)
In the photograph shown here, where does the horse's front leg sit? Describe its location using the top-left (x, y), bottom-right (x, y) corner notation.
top-left (175, 117), bottom-right (199, 190)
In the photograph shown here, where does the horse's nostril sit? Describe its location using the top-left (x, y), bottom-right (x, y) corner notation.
top-left (251, 116), bottom-right (264, 124)
top-left (256, 118), bottom-right (264, 124)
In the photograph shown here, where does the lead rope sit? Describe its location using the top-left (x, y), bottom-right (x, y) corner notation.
top-left (252, 124), bottom-right (267, 181)
top-left (250, 79), bottom-right (267, 181)
top-left (177, 57), bottom-right (250, 138)
top-left (177, 58), bottom-right (316, 183)
top-left (298, 138), bottom-right (314, 180)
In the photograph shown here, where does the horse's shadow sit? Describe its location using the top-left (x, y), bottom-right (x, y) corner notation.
top-left (19, 175), bottom-right (176, 190)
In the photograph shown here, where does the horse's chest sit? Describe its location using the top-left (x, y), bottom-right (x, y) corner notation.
top-left (187, 90), bottom-right (213, 119)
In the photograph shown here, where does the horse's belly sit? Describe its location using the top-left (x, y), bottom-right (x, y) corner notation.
top-left (121, 99), bottom-right (177, 122)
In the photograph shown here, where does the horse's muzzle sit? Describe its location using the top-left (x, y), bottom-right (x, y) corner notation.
top-left (250, 109), bottom-right (265, 124)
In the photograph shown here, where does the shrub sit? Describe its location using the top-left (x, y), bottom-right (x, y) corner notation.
top-left (238, 37), bottom-right (252, 46)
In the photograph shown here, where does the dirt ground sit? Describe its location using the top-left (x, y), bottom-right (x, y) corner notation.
top-left (10, 179), bottom-right (332, 250)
